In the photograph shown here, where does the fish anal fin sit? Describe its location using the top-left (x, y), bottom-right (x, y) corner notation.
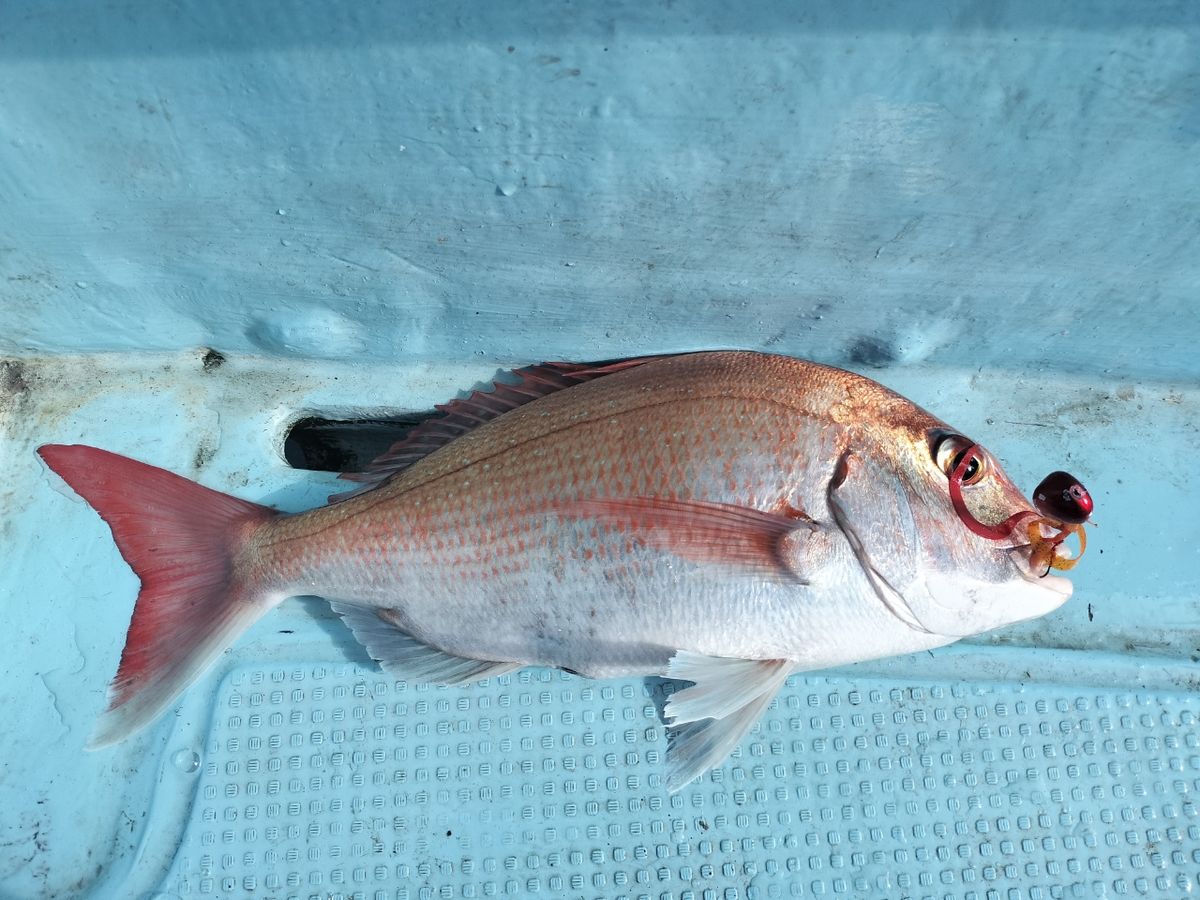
top-left (555, 497), bottom-right (813, 584)
top-left (663, 652), bottom-right (794, 792)
top-left (330, 356), bottom-right (664, 502)
top-left (331, 602), bottom-right (521, 685)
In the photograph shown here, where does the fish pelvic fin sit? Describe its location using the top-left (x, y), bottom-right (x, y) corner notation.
top-left (37, 444), bottom-right (280, 748)
top-left (663, 652), bottom-right (794, 792)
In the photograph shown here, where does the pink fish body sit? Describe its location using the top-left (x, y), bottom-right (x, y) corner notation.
top-left (39, 352), bottom-right (1073, 788)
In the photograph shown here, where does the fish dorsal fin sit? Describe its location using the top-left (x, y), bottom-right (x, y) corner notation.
top-left (330, 356), bottom-right (662, 502)
top-left (330, 602), bottom-right (522, 685)
top-left (663, 652), bottom-right (794, 791)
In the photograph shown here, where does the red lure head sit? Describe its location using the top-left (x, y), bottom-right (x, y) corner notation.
top-left (942, 439), bottom-right (1087, 539)
top-left (928, 427), bottom-right (1090, 578)
top-left (1032, 471), bottom-right (1093, 525)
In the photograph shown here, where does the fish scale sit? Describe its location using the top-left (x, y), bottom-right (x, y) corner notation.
top-left (250, 360), bottom-right (917, 682)
top-left (37, 351), bottom-right (1075, 787)
top-left (262, 398), bottom-right (815, 633)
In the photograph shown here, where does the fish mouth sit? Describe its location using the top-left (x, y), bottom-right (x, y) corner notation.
top-left (1005, 544), bottom-right (1074, 598)
top-left (1001, 519), bottom-right (1075, 598)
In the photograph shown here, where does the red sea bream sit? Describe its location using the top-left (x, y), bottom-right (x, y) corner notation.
top-left (38, 352), bottom-right (1075, 789)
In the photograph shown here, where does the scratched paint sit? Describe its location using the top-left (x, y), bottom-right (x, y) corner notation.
top-left (0, 2), bottom-right (1198, 379)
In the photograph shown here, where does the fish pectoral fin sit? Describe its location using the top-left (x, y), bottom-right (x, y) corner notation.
top-left (663, 652), bottom-right (794, 791)
top-left (553, 497), bottom-right (815, 584)
top-left (331, 602), bottom-right (521, 685)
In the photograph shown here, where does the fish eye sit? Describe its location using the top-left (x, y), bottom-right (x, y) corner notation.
top-left (931, 433), bottom-right (988, 486)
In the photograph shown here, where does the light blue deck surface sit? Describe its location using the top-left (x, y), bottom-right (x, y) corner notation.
top-left (168, 666), bottom-right (1200, 900)
top-left (2, 3), bottom-right (1198, 899)
top-left (4, 356), bottom-right (1197, 900)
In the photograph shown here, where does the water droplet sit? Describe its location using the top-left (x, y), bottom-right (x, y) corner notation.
top-left (172, 749), bottom-right (200, 773)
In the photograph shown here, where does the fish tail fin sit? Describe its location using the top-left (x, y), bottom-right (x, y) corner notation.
top-left (37, 444), bottom-right (281, 748)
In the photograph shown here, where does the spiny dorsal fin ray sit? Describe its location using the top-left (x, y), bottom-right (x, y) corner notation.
top-left (330, 356), bottom-right (664, 502)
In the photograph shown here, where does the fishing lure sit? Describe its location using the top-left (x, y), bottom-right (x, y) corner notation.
top-left (947, 443), bottom-right (1091, 575)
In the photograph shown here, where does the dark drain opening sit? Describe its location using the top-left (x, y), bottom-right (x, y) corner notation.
top-left (284, 413), bottom-right (440, 473)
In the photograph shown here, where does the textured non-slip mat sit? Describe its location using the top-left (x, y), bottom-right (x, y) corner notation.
top-left (157, 663), bottom-right (1199, 900)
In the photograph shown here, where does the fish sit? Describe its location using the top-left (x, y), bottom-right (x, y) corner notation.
top-left (37, 351), bottom-right (1075, 790)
